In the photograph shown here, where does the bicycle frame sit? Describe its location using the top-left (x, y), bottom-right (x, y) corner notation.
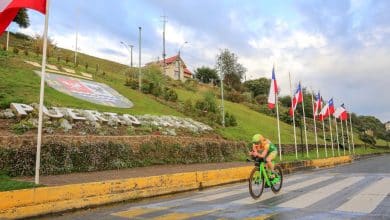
top-left (258, 161), bottom-right (272, 187)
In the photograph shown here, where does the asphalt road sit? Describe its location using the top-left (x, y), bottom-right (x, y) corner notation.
top-left (37, 155), bottom-right (390, 220)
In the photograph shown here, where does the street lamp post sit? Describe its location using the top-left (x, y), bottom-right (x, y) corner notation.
top-left (120, 42), bottom-right (134, 68)
top-left (138, 27), bottom-right (142, 91)
top-left (220, 73), bottom-right (225, 127)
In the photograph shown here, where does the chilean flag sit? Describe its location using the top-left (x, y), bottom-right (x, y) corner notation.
top-left (267, 66), bottom-right (278, 109)
top-left (333, 103), bottom-right (348, 120)
top-left (0, 0), bottom-right (46, 34)
top-left (319, 98), bottom-right (335, 121)
top-left (289, 82), bottom-right (303, 116)
top-left (313, 92), bottom-right (322, 116)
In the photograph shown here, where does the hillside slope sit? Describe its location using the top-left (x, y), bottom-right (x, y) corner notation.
top-left (0, 32), bottom-right (371, 145)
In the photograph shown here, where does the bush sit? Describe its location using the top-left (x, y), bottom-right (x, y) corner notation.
top-left (226, 90), bottom-right (247, 103)
top-left (359, 133), bottom-right (376, 146)
top-left (13, 47), bottom-right (19, 54)
top-left (0, 140), bottom-right (247, 176)
top-left (183, 79), bottom-right (198, 92)
top-left (23, 49), bottom-right (29, 56)
top-left (163, 87), bottom-right (178, 102)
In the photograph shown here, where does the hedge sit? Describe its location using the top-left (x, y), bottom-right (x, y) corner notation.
top-left (0, 140), bottom-right (247, 177)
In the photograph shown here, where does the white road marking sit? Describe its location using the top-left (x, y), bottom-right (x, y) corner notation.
top-left (336, 177), bottom-right (390, 213)
top-left (233, 176), bottom-right (333, 205)
top-left (279, 177), bottom-right (364, 208)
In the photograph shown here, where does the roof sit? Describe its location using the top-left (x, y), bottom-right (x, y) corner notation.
top-left (162, 55), bottom-right (193, 76)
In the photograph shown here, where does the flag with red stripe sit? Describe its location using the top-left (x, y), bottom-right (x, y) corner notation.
top-left (0, 0), bottom-right (46, 34)
top-left (333, 103), bottom-right (348, 120)
top-left (318, 98), bottom-right (335, 121)
top-left (267, 66), bottom-right (278, 109)
top-left (289, 82), bottom-right (303, 116)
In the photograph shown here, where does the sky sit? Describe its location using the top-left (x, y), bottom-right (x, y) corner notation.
top-left (7, 0), bottom-right (390, 122)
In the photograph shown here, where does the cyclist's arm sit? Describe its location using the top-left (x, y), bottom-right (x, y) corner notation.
top-left (251, 144), bottom-right (259, 157)
top-left (259, 143), bottom-right (269, 158)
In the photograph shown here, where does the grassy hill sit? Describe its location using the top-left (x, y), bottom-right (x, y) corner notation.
top-left (0, 32), bottom-right (383, 146)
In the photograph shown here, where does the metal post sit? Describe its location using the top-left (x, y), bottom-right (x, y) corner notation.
top-left (130, 45), bottom-right (133, 67)
top-left (161, 15), bottom-right (167, 76)
top-left (328, 111), bottom-right (334, 157)
top-left (275, 85), bottom-right (282, 161)
top-left (220, 73), bottom-right (225, 127)
top-left (6, 31), bottom-right (9, 51)
top-left (138, 27), bottom-right (142, 91)
top-left (340, 118), bottom-right (346, 155)
top-left (35, 0), bottom-right (50, 185)
top-left (289, 73), bottom-right (298, 159)
top-left (300, 83), bottom-right (309, 157)
top-left (349, 114), bottom-right (355, 154)
top-left (334, 117), bottom-right (340, 156)
top-left (345, 119), bottom-right (351, 154)
top-left (322, 119), bottom-right (328, 157)
top-left (311, 92), bottom-right (319, 158)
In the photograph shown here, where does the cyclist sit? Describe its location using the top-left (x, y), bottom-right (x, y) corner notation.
top-left (250, 134), bottom-right (278, 178)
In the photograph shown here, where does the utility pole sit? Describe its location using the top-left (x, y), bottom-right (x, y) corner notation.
top-left (220, 73), bottom-right (225, 127)
top-left (161, 15), bottom-right (167, 76)
top-left (138, 27), bottom-right (142, 91)
top-left (130, 45), bottom-right (133, 67)
top-left (74, 5), bottom-right (80, 66)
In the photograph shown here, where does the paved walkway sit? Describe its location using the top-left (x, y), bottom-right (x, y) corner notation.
top-left (15, 162), bottom-right (248, 186)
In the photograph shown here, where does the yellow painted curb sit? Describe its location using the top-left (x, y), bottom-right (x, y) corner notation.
top-left (0, 155), bottom-right (353, 219)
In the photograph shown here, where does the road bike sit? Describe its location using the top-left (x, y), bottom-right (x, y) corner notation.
top-left (248, 157), bottom-right (283, 199)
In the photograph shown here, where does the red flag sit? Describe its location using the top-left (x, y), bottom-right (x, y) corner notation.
top-left (267, 66), bottom-right (278, 109)
top-left (333, 104), bottom-right (348, 120)
top-left (289, 83), bottom-right (303, 116)
top-left (0, 0), bottom-right (46, 34)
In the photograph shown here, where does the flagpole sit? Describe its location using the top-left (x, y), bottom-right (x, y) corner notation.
top-left (345, 119), bottom-right (351, 154)
top-left (35, 0), bottom-right (50, 185)
top-left (275, 79), bottom-right (282, 161)
top-left (6, 30), bottom-right (9, 51)
top-left (349, 113), bottom-right (355, 154)
top-left (322, 117), bottom-right (328, 157)
top-left (289, 72), bottom-right (298, 159)
top-left (311, 92), bottom-right (319, 158)
top-left (334, 117), bottom-right (340, 156)
top-left (327, 105), bottom-right (334, 157)
top-left (340, 118), bottom-right (346, 155)
top-left (300, 82), bottom-right (309, 157)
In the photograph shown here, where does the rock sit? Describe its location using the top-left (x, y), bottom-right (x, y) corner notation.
top-left (78, 131), bottom-right (87, 135)
top-left (166, 128), bottom-right (177, 136)
top-left (60, 119), bottom-right (72, 132)
top-left (0, 109), bottom-right (15, 119)
top-left (107, 117), bottom-right (118, 127)
top-left (44, 127), bottom-right (54, 134)
top-left (91, 121), bottom-right (101, 129)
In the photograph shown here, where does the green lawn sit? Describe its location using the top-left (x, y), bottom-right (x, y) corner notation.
top-left (0, 173), bottom-right (39, 191)
top-left (275, 145), bottom-right (390, 162)
top-left (0, 50), bottom-right (182, 116)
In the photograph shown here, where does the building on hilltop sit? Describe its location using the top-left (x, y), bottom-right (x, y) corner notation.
top-left (386, 121), bottom-right (390, 131)
top-left (147, 55), bottom-right (193, 82)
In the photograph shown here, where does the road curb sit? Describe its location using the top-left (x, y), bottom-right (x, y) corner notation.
top-left (0, 155), bottom-right (353, 219)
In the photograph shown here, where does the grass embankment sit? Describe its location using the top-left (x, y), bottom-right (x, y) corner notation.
top-left (275, 145), bottom-right (390, 162)
top-left (0, 173), bottom-right (39, 191)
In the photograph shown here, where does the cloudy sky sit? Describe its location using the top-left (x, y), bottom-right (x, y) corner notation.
top-left (7, 0), bottom-right (390, 122)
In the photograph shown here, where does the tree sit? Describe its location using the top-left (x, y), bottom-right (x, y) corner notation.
top-left (216, 49), bottom-right (246, 91)
top-left (243, 77), bottom-right (270, 97)
top-left (13, 8), bottom-right (30, 28)
top-left (194, 66), bottom-right (219, 83)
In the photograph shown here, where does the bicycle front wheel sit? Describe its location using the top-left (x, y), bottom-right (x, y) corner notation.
top-left (271, 165), bottom-right (283, 193)
top-left (249, 167), bottom-right (264, 199)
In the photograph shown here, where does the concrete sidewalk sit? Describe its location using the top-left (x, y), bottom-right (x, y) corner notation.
top-left (15, 161), bottom-right (248, 186)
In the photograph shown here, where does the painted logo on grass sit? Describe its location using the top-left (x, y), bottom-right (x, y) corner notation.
top-left (36, 71), bottom-right (133, 108)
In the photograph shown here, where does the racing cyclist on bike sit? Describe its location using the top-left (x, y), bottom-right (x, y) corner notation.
top-left (250, 134), bottom-right (278, 178)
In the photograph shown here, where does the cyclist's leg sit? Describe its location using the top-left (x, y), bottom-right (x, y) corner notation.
top-left (266, 151), bottom-right (277, 174)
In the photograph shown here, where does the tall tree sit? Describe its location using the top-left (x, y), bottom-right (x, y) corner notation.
top-left (243, 77), bottom-right (270, 97)
top-left (13, 8), bottom-right (30, 28)
top-left (194, 66), bottom-right (219, 83)
top-left (215, 49), bottom-right (246, 91)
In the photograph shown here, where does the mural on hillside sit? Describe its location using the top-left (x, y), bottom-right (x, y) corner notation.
top-left (35, 71), bottom-right (133, 108)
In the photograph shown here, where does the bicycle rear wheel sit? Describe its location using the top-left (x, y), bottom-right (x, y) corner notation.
top-left (249, 167), bottom-right (264, 199)
top-left (270, 165), bottom-right (283, 193)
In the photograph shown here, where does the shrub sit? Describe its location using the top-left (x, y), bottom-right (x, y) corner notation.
top-left (23, 49), bottom-right (29, 56)
top-left (13, 47), bottom-right (19, 54)
top-left (0, 139), bottom-right (248, 176)
top-left (183, 79), bottom-right (198, 92)
top-left (163, 87), bottom-right (178, 102)
top-left (226, 90), bottom-right (246, 103)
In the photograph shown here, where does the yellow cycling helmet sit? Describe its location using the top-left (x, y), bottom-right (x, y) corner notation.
top-left (252, 134), bottom-right (264, 144)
